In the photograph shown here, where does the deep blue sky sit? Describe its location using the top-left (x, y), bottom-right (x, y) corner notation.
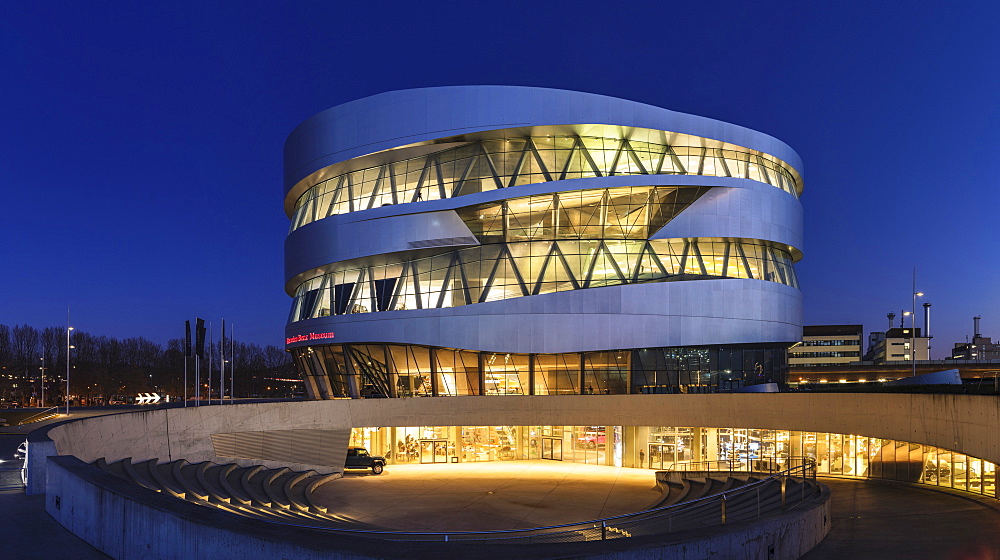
top-left (2, 2), bottom-right (997, 356)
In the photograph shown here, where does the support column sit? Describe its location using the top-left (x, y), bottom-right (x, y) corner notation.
top-left (477, 352), bottom-right (486, 396)
top-left (342, 345), bottom-right (361, 399)
top-left (528, 354), bottom-right (536, 396)
top-left (430, 347), bottom-right (439, 397)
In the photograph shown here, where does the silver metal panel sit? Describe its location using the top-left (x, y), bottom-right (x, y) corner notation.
top-left (284, 86), bottom-right (804, 198)
top-left (650, 182), bottom-right (804, 256)
top-left (285, 209), bottom-right (477, 289)
top-left (285, 279), bottom-right (802, 354)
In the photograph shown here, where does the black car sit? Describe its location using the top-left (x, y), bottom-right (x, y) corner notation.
top-left (345, 447), bottom-right (386, 474)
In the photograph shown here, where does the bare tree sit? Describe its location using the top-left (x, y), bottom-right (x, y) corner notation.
top-left (0, 323), bottom-right (301, 404)
top-left (0, 324), bottom-right (12, 367)
top-left (11, 324), bottom-right (40, 372)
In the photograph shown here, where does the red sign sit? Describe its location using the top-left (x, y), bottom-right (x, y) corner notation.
top-left (285, 332), bottom-right (335, 345)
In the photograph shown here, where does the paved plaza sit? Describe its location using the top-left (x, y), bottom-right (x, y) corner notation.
top-left (311, 460), bottom-right (662, 532)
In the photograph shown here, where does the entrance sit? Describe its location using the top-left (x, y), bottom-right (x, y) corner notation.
top-left (542, 437), bottom-right (563, 460)
top-left (420, 440), bottom-right (449, 463)
top-left (648, 443), bottom-right (677, 469)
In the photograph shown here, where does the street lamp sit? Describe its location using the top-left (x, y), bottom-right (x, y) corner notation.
top-left (910, 290), bottom-right (924, 377)
top-left (66, 326), bottom-right (74, 415)
top-left (39, 357), bottom-right (45, 408)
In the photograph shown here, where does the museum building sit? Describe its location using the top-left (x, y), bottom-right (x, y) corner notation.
top-left (281, 86), bottom-right (1000, 489)
top-left (283, 86), bottom-right (805, 399)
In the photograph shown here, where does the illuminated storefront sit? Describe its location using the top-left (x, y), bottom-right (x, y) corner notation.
top-left (349, 425), bottom-right (998, 499)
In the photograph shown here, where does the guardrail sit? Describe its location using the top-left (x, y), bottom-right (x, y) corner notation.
top-left (17, 406), bottom-right (60, 426)
top-left (248, 459), bottom-right (820, 543)
top-left (668, 456), bottom-right (817, 478)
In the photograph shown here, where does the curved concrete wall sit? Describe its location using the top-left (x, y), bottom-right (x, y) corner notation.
top-left (36, 394), bottom-right (1000, 476)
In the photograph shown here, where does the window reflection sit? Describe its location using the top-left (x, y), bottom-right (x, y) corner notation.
top-left (290, 344), bottom-right (788, 397)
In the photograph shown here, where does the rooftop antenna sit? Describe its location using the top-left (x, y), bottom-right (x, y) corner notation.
top-left (923, 302), bottom-right (932, 350)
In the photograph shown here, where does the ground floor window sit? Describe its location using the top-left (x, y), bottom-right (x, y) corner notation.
top-left (292, 343), bottom-right (789, 399)
top-left (349, 425), bottom-right (998, 499)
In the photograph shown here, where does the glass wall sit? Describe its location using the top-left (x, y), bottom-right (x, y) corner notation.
top-left (630, 427), bottom-right (998, 499)
top-left (291, 343), bottom-right (789, 398)
top-left (456, 186), bottom-right (709, 243)
top-left (288, 237), bottom-right (798, 322)
top-left (350, 425), bottom-right (998, 501)
top-left (289, 130), bottom-right (800, 232)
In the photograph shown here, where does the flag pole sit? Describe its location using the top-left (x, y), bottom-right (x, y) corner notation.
top-left (230, 323), bottom-right (235, 403)
top-left (220, 319), bottom-right (225, 405)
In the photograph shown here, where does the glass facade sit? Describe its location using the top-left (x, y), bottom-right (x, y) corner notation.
top-left (349, 424), bottom-right (999, 500)
top-left (290, 343), bottom-right (788, 399)
top-left (288, 184), bottom-right (800, 324)
top-left (289, 131), bottom-right (800, 232)
top-left (288, 237), bottom-right (798, 322)
top-left (456, 185), bottom-right (709, 242)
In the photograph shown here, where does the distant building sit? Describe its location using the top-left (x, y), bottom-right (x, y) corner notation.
top-left (788, 325), bottom-right (863, 367)
top-left (951, 337), bottom-right (1000, 360)
top-left (866, 327), bottom-right (929, 364)
top-left (950, 317), bottom-right (1000, 360)
top-left (865, 331), bottom-right (885, 360)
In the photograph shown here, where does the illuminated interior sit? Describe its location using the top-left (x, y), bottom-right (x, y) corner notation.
top-left (288, 237), bottom-right (797, 321)
top-left (288, 129), bottom-right (801, 232)
top-left (291, 344), bottom-right (787, 397)
top-left (348, 425), bottom-right (998, 499)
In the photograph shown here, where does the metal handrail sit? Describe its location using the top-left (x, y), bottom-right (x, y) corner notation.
top-left (668, 456), bottom-right (816, 475)
top-left (241, 459), bottom-right (820, 542)
top-left (17, 406), bottom-right (60, 425)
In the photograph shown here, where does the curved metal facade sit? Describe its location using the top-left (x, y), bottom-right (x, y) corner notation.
top-left (284, 87), bottom-right (803, 398)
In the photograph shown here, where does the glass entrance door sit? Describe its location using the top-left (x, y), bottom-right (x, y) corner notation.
top-left (542, 437), bottom-right (562, 460)
top-left (420, 440), bottom-right (449, 463)
top-left (648, 443), bottom-right (676, 469)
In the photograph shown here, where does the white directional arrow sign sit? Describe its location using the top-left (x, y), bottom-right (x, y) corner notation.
top-left (135, 393), bottom-right (161, 405)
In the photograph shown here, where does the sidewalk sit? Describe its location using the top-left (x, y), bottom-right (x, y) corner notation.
top-left (804, 478), bottom-right (1000, 559)
top-left (0, 488), bottom-right (108, 559)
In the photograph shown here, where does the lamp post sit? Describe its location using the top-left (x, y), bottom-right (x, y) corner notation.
top-left (39, 357), bottom-right (45, 408)
top-left (911, 288), bottom-right (924, 377)
top-left (66, 326), bottom-right (74, 414)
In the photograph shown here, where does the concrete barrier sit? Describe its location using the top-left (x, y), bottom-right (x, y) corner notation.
top-left (29, 393), bottom-right (1000, 491)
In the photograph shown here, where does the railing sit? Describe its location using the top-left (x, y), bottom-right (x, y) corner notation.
top-left (250, 459), bottom-right (820, 544)
top-left (668, 456), bottom-right (817, 479)
top-left (17, 406), bottom-right (60, 426)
